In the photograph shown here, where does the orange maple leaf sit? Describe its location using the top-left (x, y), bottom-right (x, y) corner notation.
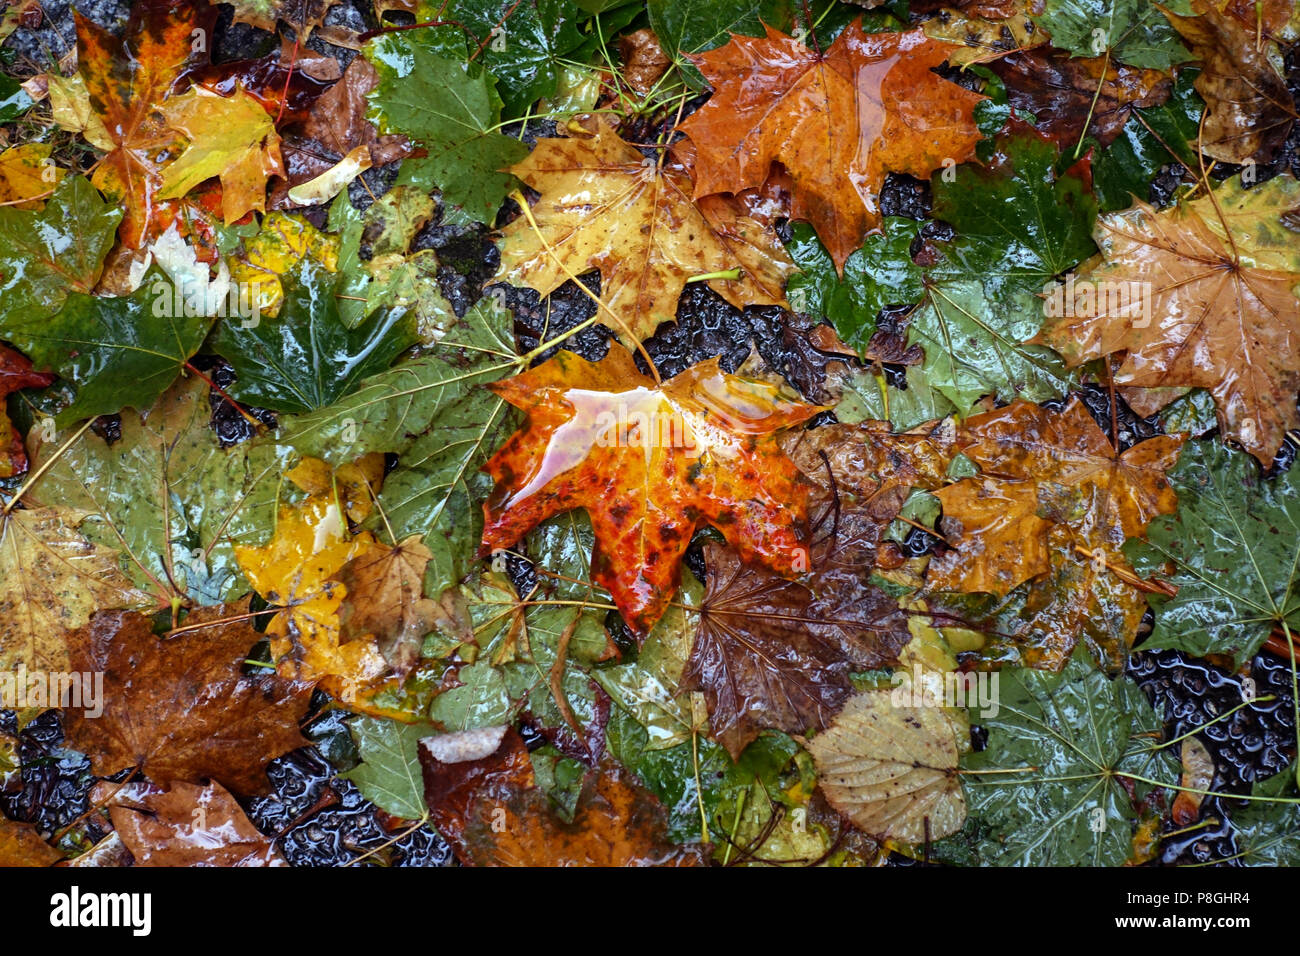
top-left (75, 0), bottom-right (214, 251)
top-left (479, 345), bottom-right (822, 634)
top-left (679, 22), bottom-right (985, 272)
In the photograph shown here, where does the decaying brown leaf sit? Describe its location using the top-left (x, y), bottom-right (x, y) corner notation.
top-left (64, 604), bottom-right (312, 795)
top-left (419, 726), bottom-right (705, 866)
top-left (100, 780), bottom-right (287, 867)
top-left (0, 818), bottom-right (61, 867)
top-left (1163, 0), bottom-right (1296, 163)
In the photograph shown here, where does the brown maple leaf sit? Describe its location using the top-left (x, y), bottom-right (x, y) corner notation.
top-left (335, 535), bottom-right (449, 680)
top-left (494, 123), bottom-right (795, 344)
top-left (64, 604), bottom-right (312, 795)
top-left (1034, 195), bottom-right (1300, 466)
top-left (925, 399), bottom-right (1184, 670)
top-left (989, 49), bottom-right (1171, 150)
top-left (419, 726), bottom-right (704, 866)
top-left (1162, 0), bottom-right (1296, 164)
top-left (75, 0), bottom-right (215, 251)
top-left (678, 22), bottom-right (984, 272)
top-left (99, 780), bottom-right (286, 867)
top-left (480, 344), bottom-right (822, 634)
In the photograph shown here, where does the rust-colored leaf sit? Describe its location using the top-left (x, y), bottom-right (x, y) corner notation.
top-left (100, 780), bottom-right (287, 867)
top-left (480, 345), bottom-right (822, 634)
top-left (63, 604), bottom-right (312, 795)
top-left (678, 23), bottom-right (984, 272)
top-left (0, 818), bottom-right (61, 867)
top-left (419, 726), bottom-right (705, 866)
top-left (0, 344), bottom-right (53, 478)
top-left (75, 0), bottom-right (215, 250)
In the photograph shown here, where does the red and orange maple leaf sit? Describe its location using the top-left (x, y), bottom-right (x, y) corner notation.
top-left (479, 346), bottom-right (822, 634)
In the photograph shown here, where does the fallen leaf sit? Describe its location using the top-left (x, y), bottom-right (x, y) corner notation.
top-left (618, 27), bottom-right (672, 95)
top-left (1033, 191), bottom-right (1300, 466)
top-left (494, 123), bottom-right (794, 344)
top-left (679, 23), bottom-right (984, 271)
top-left (335, 535), bottom-right (446, 679)
top-left (0, 818), bottom-right (61, 867)
top-left (806, 689), bottom-right (967, 844)
top-left (0, 344), bottom-right (53, 478)
top-left (0, 143), bottom-right (64, 208)
top-left (1163, 0), bottom-right (1296, 164)
top-left (74, 0), bottom-right (216, 249)
top-left (101, 780), bottom-right (287, 867)
top-left (419, 725), bottom-right (705, 865)
top-left (0, 507), bottom-right (153, 675)
top-left (159, 86), bottom-right (285, 224)
top-left (63, 604), bottom-right (312, 795)
top-left (988, 49), bottom-right (1171, 149)
top-left (480, 344), bottom-right (821, 634)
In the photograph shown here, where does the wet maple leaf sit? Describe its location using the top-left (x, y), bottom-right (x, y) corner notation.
top-left (1033, 194), bottom-right (1300, 466)
top-left (687, 491), bottom-right (912, 759)
top-left (926, 398), bottom-right (1184, 669)
top-left (0, 818), bottom-right (61, 867)
top-left (480, 344), bottom-right (822, 634)
top-left (234, 492), bottom-right (394, 710)
top-left (63, 604), bottom-right (312, 795)
top-left (1163, 0), bottom-right (1296, 164)
top-left (678, 23), bottom-right (984, 272)
top-left (419, 726), bottom-right (705, 866)
top-left (0, 507), bottom-right (154, 675)
top-left (335, 535), bottom-right (451, 680)
top-left (75, 0), bottom-right (215, 250)
top-left (494, 123), bottom-right (794, 344)
top-left (99, 780), bottom-right (286, 867)
top-left (0, 344), bottom-right (53, 478)
top-left (989, 49), bottom-right (1171, 150)
top-left (159, 86), bottom-right (285, 224)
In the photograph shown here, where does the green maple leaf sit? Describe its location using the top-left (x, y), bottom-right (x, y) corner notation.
top-left (344, 716), bottom-right (439, 821)
top-left (274, 294), bottom-right (518, 466)
top-left (5, 269), bottom-right (212, 423)
top-left (1124, 441), bottom-right (1300, 667)
top-left (211, 259), bottom-right (418, 414)
top-left (933, 647), bottom-right (1176, 866)
top-left (24, 376), bottom-right (290, 606)
top-left (0, 176), bottom-right (121, 327)
top-left (445, 0), bottom-right (589, 116)
top-left (1035, 0), bottom-right (1193, 70)
top-left (1228, 770), bottom-right (1300, 865)
top-left (368, 36), bottom-right (529, 226)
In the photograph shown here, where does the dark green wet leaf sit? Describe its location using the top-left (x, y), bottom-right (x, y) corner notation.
top-left (445, 0), bottom-right (589, 115)
top-left (272, 294), bottom-right (517, 465)
top-left (784, 218), bottom-right (924, 350)
top-left (1229, 769), bottom-right (1300, 865)
top-left (368, 36), bottom-right (530, 225)
top-left (932, 646), bottom-right (1177, 866)
top-left (1124, 441), bottom-right (1300, 667)
top-left (5, 269), bottom-right (211, 423)
top-left (1093, 69), bottom-right (1203, 212)
top-left (0, 176), bottom-right (121, 328)
top-left (212, 259), bottom-right (418, 414)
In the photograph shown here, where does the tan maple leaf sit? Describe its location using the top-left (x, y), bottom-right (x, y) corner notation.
top-left (1034, 194), bottom-right (1300, 466)
top-left (493, 123), bottom-right (794, 344)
